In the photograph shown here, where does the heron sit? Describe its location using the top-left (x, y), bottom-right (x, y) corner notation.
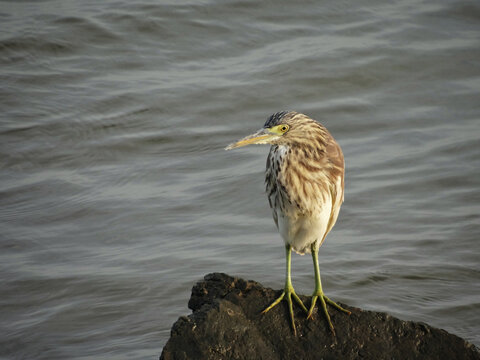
top-left (226, 111), bottom-right (350, 335)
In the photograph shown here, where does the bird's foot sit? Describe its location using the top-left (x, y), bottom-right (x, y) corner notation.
top-left (261, 284), bottom-right (308, 336)
top-left (307, 292), bottom-right (351, 335)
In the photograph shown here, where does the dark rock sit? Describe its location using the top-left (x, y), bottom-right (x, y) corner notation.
top-left (161, 273), bottom-right (479, 360)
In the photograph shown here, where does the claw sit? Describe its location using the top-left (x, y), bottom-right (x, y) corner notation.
top-left (262, 287), bottom-right (307, 336)
top-left (308, 243), bottom-right (350, 335)
top-left (261, 291), bottom-right (285, 314)
top-left (261, 245), bottom-right (309, 335)
top-left (307, 292), bottom-right (351, 335)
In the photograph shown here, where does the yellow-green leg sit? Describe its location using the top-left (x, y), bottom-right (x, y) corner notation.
top-left (262, 244), bottom-right (308, 335)
top-left (307, 243), bottom-right (351, 335)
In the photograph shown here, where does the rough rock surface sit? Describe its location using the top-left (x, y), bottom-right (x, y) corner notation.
top-left (160, 273), bottom-right (479, 360)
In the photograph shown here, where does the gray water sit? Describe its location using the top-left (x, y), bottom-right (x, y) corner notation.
top-left (1, 0), bottom-right (479, 358)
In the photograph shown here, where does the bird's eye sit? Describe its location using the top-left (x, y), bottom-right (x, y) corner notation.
top-left (280, 125), bottom-right (289, 133)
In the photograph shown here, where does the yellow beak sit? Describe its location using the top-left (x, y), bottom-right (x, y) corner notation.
top-left (225, 128), bottom-right (278, 150)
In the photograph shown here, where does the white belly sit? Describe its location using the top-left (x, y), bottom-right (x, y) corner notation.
top-left (275, 199), bottom-right (333, 255)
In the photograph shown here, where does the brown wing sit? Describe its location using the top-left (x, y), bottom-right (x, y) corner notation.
top-left (320, 136), bottom-right (345, 245)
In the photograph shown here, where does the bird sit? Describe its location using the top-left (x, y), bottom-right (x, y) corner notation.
top-left (226, 111), bottom-right (350, 336)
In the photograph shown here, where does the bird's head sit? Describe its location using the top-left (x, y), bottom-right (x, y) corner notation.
top-left (225, 111), bottom-right (314, 150)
